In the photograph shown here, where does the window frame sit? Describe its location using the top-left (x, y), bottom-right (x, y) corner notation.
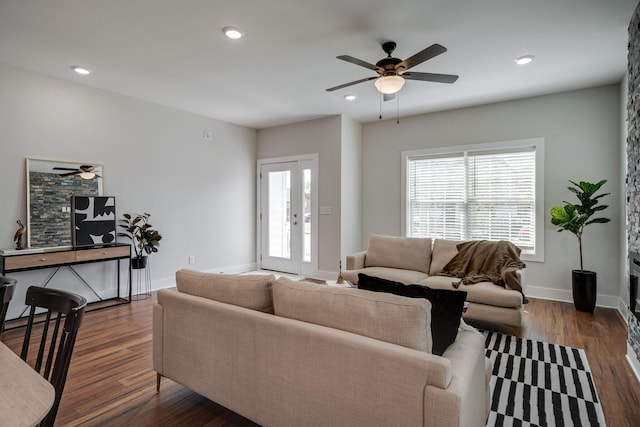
top-left (401, 138), bottom-right (545, 262)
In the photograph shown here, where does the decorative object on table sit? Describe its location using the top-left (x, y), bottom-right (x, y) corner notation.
top-left (550, 180), bottom-right (610, 312)
top-left (117, 212), bottom-right (162, 269)
top-left (336, 260), bottom-right (344, 284)
top-left (118, 213), bottom-right (162, 299)
top-left (71, 196), bottom-right (116, 247)
top-left (13, 220), bottom-right (25, 250)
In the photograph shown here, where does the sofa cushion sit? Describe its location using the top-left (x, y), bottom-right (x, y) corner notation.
top-left (272, 277), bottom-right (432, 353)
top-left (175, 269), bottom-right (275, 313)
top-left (419, 276), bottom-right (523, 308)
top-left (365, 234), bottom-right (432, 274)
top-left (358, 274), bottom-right (467, 356)
top-left (342, 267), bottom-right (429, 285)
top-left (429, 239), bottom-right (465, 275)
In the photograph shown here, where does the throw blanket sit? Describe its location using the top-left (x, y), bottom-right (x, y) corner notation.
top-left (437, 240), bottom-right (527, 301)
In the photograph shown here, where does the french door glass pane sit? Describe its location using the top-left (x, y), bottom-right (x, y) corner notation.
top-left (268, 170), bottom-right (291, 259)
top-left (303, 168), bottom-right (311, 263)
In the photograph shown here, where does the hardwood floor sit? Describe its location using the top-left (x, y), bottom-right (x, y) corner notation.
top-left (1, 295), bottom-right (639, 426)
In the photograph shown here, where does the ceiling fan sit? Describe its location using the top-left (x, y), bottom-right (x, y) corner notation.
top-left (53, 165), bottom-right (101, 179)
top-left (326, 41), bottom-right (458, 98)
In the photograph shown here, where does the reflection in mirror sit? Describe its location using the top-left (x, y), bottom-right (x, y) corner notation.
top-left (26, 158), bottom-right (104, 248)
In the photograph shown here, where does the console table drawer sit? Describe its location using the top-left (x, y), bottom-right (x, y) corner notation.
top-left (4, 251), bottom-right (76, 270)
top-left (76, 246), bottom-right (130, 261)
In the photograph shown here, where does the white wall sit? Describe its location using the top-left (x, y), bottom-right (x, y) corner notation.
top-left (257, 116), bottom-right (342, 275)
top-left (361, 84), bottom-right (622, 304)
top-left (340, 117), bottom-right (362, 264)
top-left (0, 62), bottom-right (257, 315)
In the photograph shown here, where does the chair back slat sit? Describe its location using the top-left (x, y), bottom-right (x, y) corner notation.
top-left (34, 310), bottom-right (53, 373)
top-left (20, 305), bottom-right (37, 359)
top-left (20, 286), bottom-right (87, 427)
top-left (42, 312), bottom-right (63, 380)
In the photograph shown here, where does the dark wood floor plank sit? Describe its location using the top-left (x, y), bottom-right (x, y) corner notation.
top-left (1, 295), bottom-right (639, 426)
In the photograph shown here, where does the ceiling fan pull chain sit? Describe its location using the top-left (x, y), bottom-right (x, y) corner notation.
top-left (396, 92), bottom-right (400, 124)
top-left (379, 91), bottom-right (382, 120)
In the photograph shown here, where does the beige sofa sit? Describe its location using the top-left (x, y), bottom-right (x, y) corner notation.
top-left (153, 269), bottom-right (491, 427)
top-left (343, 235), bottom-right (525, 329)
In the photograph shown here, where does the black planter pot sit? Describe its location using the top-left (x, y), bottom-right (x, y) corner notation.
top-left (131, 256), bottom-right (148, 270)
top-left (572, 270), bottom-right (597, 312)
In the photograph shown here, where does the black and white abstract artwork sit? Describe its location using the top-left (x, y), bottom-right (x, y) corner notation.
top-left (72, 196), bottom-right (116, 247)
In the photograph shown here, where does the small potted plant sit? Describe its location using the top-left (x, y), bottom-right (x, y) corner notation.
top-left (118, 213), bottom-right (162, 269)
top-left (550, 180), bottom-right (610, 312)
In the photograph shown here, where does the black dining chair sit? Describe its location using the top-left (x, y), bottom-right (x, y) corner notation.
top-left (0, 276), bottom-right (17, 335)
top-left (20, 286), bottom-right (87, 427)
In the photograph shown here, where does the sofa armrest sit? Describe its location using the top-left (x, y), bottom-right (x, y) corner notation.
top-left (424, 330), bottom-right (490, 427)
top-left (346, 251), bottom-right (367, 270)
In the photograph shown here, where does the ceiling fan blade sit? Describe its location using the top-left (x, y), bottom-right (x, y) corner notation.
top-left (383, 93), bottom-right (395, 102)
top-left (326, 76), bottom-right (377, 92)
top-left (59, 171), bottom-right (80, 177)
top-left (53, 167), bottom-right (80, 171)
top-left (403, 72), bottom-right (459, 84)
top-left (396, 44), bottom-right (447, 72)
top-left (337, 55), bottom-right (383, 73)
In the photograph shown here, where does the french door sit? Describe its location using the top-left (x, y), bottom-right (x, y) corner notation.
top-left (258, 156), bottom-right (316, 275)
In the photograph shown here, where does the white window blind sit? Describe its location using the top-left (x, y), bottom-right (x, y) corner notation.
top-left (407, 146), bottom-right (536, 253)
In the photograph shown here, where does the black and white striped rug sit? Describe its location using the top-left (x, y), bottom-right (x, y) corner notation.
top-left (483, 331), bottom-right (606, 426)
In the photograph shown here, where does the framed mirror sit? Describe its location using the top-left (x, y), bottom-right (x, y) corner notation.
top-left (26, 158), bottom-right (104, 248)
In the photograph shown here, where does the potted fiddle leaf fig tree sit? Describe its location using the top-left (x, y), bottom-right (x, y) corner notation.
top-left (550, 180), bottom-right (610, 312)
top-left (118, 213), bottom-right (162, 269)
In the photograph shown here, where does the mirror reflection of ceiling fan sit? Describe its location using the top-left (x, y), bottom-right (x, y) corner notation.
top-left (53, 165), bottom-right (101, 179)
top-left (326, 41), bottom-right (458, 100)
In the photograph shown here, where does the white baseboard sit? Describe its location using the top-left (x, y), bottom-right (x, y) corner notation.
top-left (524, 286), bottom-right (572, 303)
top-left (627, 343), bottom-right (640, 383)
top-left (525, 285), bottom-right (622, 309)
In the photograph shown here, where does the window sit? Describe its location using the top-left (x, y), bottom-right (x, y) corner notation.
top-left (402, 138), bottom-right (544, 261)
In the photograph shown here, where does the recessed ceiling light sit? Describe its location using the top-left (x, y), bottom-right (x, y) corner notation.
top-left (514, 55), bottom-right (535, 65)
top-left (71, 66), bottom-right (91, 75)
top-left (344, 94), bottom-right (356, 101)
top-left (222, 26), bottom-right (243, 39)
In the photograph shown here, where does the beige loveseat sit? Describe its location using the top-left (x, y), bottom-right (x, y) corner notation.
top-left (153, 269), bottom-right (491, 427)
top-left (343, 235), bottom-right (526, 329)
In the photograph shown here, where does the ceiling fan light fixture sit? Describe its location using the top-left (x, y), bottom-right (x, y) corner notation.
top-left (514, 55), bottom-right (535, 65)
top-left (374, 75), bottom-right (405, 94)
top-left (344, 94), bottom-right (356, 101)
top-left (79, 171), bottom-right (96, 180)
top-left (222, 26), bottom-right (243, 39)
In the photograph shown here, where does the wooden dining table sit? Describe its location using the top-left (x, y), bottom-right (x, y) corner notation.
top-left (0, 341), bottom-right (55, 427)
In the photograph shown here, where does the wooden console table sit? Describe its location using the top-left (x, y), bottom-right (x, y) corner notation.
top-left (0, 244), bottom-right (132, 319)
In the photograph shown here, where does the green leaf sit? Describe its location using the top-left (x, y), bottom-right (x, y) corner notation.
top-left (551, 179), bottom-right (610, 270)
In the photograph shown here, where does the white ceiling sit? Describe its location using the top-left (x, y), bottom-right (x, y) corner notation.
top-left (0, 0), bottom-right (635, 129)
